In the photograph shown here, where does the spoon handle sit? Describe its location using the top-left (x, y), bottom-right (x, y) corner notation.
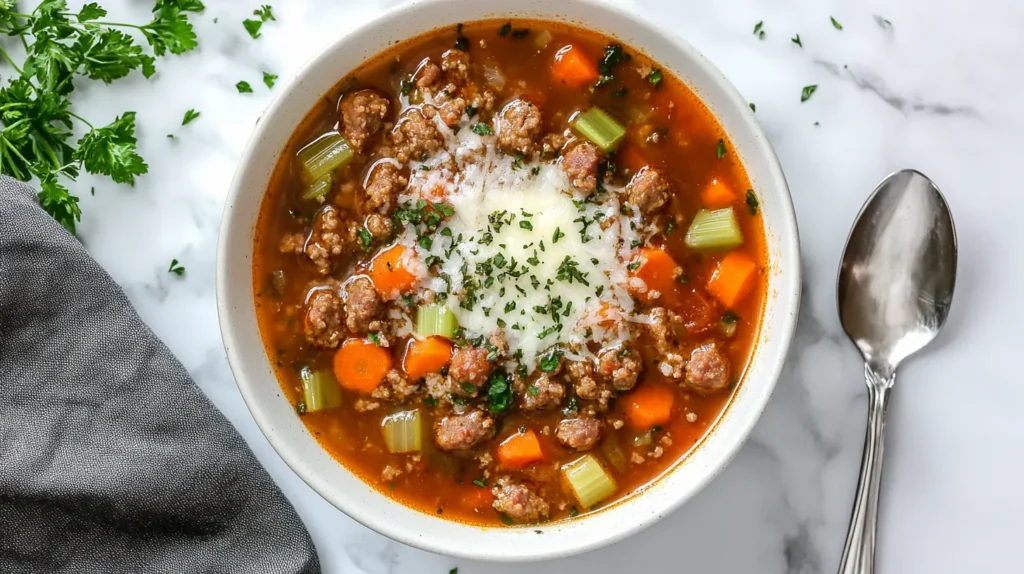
top-left (838, 365), bottom-right (894, 574)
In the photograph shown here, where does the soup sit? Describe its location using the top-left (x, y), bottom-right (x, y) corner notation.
top-left (253, 19), bottom-right (766, 526)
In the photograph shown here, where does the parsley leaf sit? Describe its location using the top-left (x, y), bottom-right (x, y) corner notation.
top-left (236, 80), bottom-right (254, 93)
top-left (753, 20), bottom-right (766, 40)
top-left (716, 138), bottom-right (727, 159)
top-left (486, 371), bottom-right (513, 413)
top-left (168, 258), bottom-right (185, 275)
top-left (746, 190), bottom-right (760, 215)
top-left (791, 34), bottom-right (802, 47)
top-left (262, 71), bottom-right (278, 88)
top-left (243, 5), bottom-right (275, 39)
top-left (801, 84), bottom-right (818, 102)
top-left (831, 16), bottom-right (843, 30)
top-left (647, 68), bottom-right (663, 87)
top-left (472, 123), bottom-right (493, 135)
top-left (182, 109), bottom-right (200, 125)
top-left (499, 22), bottom-right (512, 36)
top-left (74, 113), bottom-right (148, 186)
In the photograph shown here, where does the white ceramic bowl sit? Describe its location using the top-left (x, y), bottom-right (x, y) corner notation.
top-left (217, 0), bottom-right (800, 562)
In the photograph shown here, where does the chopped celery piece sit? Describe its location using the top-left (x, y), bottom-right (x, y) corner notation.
top-left (415, 304), bottom-right (459, 338)
top-left (684, 208), bottom-right (743, 251)
top-left (599, 435), bottom-right (627, 473)
top-left (301, 173), bottom-right (333, 202)
top-left (561, 454), bottom-right (617, 509)
top-left (296, 132), bottom-right (354, 184)
top-left (381, 409), bottom-right (423, 453)
top-left (572, 107), bottom-right (626, 153)
top-left (300, 367), bottom-right (342, 412)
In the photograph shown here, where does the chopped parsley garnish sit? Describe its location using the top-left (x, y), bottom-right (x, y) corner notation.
top-left (791, 34), bottom-right (803, 47)
top-left (461, 382), bottom-right (478, 394)
top-left (472, 479), bottom-right (487, 488)
top-left (527, 386), bottom-right (540, 396)
top-left (539, 349), bottom-right (563, 372)
top-left (831, 16), bottom-right (843, 30)
top-left (400, 79), bottom-right (414, 96)
top-left (418, 235), bottom-right (433, 250)
top-left (368, 332), bottom-right (382, 346)
top-left (182, 109), bottom-right (201, 126)
top-left (749, 102), bottom-right (756, 112)
top-left (511, 28), bottom-right (530, 39)
top-left (595, 43), bottom-right (630, 87)
top-left (454, 23), bottom-right (470, 50)
top-left (465, 104), bottom-right (478, 117)
top-left (486, 372), bottom-right (513, 413)
top-left (753, 20), bottom-right (765, 39)
top-left (595, 285), bottom-right (604, 297)
top-left (244, 5), bottom-right (276, 39)
top-left (168, 259), bottom-right (185, 276)
top-left (236, 81), bottom-right (253, 93)
top-left (627, 260), bottom-right (642, 271)
top-left (665, 221), bottom-right (676, 235)
top-left (552, 227), bottom-right (565, 243)
top-left (569, 506), bottom-right (579, 517)
top-left (519, 220), bottom-right (533, 231)
top-left (647, 68), bottom-right (663, 87)
top-left (500, 513), bottom-right (515, 526)
top-left (512, 152), bottom-right (525, 170)
top-left (296, 402), bottom-right (306, 414)
top-left (801, 85), bottom-right (818, 102)
top-left (473, 123), bottom-right (494, 135)
top-left (716, 139), bottom-right (727, 159)
top-left (263, 72), bottom-right (278, 88)
top-left (357, 227), bottom-right (373, 250)
top-left (746, 190), bottom-right (760, 215)
top-left (499, 22), bottom-right (512, 36)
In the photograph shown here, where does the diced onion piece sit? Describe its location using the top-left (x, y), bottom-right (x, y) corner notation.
top-left (561, 454), bottom-right (617, 509)
top-left (415, 303), bottom-right (459, 338)
top-left (719, 311), bottom-right (739, 337)
top-left (297, 132), bottom-right (354, 184)
top-left (483, 65), bottom-right (507, 91)
top-left (535, 29), bottom-right (554, 49)
top-left (381, 409), bottom-right (423, 453)
top-left (300, 367), bottom-right (342, 412)
top-left (684, 208), bottom-right (743, 251)
top-left (301, 173), bottom-right (334, 202)
top-left (572, 107), bottom-right (626, 153)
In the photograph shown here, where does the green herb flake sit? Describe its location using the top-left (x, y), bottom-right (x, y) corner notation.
top-left (296, 402), bottom-right (306, 414)
top-left (791, 34), bottom-right (803, 48)
top-left (801, 84), bottom-right (818, 102)
top-left (749, 102), bottom-right (756, 112)
top-left (368, 332), bottom-right (382, 346)
top-left (473, 123), bottom-right (494, 136)
top-left (499, 22), bottom-right (512, 36)
top-left (647, 68), bottom-right (663, 87)
top-left (500, 513), bottom-right (515, 526)
top-left (746, 190), bottom-right (760, 215)
top-left (716, 139), bottom-right (727, 159)
top-left (236, 81), bottom-right (254, 93)
top-left (831, 16), bottom-right (843, 30)
top-left (168, 258), bottom-right (185, 276)
top-left (753, 20), bottom-right (765, 39)
top-left (465, 104), bottom-right (478, 117)
top-left (519, 220), bottom-right (533, 231)
top-left (181, 109), bottom-right (200, 126)
top-left (357, 228), bottom-right (373, 251)
top-left (263, 71), bottom-right (279, 88)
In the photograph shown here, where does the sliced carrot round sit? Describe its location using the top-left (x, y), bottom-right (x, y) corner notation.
top-left (333, 338), bottom-right (392, 393)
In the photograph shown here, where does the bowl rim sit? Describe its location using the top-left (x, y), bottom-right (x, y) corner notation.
top-left (217, 0), bottom-right (801, 561)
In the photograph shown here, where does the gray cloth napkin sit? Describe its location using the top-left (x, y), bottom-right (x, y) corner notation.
top-left (0, 176), bottom-right (320, 573)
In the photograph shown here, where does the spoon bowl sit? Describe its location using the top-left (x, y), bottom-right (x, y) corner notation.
top-left (836, 169), bottom-right (957, 574)
top-left (838, 169), bottom-right (957, 377)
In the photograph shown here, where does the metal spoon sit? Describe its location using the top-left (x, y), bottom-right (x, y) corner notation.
top-left (836, 169), bottom-right (957, 574)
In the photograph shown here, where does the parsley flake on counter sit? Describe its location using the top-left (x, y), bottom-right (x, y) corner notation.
top-left (831, 16), bottom-right (843, 30)
top-left (244, 5), bottom-right (276, 39)
top-left (236, 81), bottom-right (254, 93)
top-left (801, 84), bottom-right (818, 102)
top-left (753, 20), bottom-right (765, 39)
top-left (791, 34), bottom-right (803, 47)
top-left (263, 72), bottom-right (278, 88)
top-left (749, 102), bottom-right (756, 112)
top-left (182, 109), bottom-right (201, 125)
top-left (168, 259), bottom-right (185, 276)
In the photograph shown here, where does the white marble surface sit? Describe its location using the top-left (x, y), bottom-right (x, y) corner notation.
top-left (66, 0), bottom-right (1023, 571)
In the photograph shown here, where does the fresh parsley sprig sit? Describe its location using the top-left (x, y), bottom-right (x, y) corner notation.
top-left (0, 0), bottom-right (205, 232)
